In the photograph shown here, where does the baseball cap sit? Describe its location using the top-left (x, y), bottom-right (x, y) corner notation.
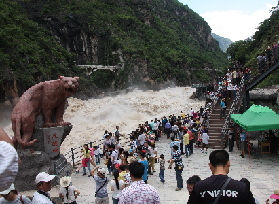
top-left (98, 168), bottom-right (106, 175)
top-left (0, 183), bottom-right (15, 195)
top-left (35, 172), bottom-right (56, 184)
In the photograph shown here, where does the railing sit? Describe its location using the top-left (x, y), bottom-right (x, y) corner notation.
top-left (201, 78), bottom-right (226, 128)
top-left (53, 134), bottom-right (132, 180)
top-left (220, 76), bottom-right (245, 147)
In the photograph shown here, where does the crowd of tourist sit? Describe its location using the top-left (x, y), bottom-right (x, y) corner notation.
top-left (1, 123), bottom-right (279, 204)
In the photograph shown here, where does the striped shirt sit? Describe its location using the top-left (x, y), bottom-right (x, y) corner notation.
top-left (0, 141), bottom-right (18, 191)
top-left (119, 180), bottom-right (161, 204)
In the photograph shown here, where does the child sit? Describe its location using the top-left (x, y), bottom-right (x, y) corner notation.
top-left (159, 154), bottom-right (165, 183)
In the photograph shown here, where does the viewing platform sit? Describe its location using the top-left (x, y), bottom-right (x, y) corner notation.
top-left (78, 63), bottom-right (123, 75)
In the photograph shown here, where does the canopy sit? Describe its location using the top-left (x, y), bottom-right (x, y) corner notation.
top-left (230, 104), bottom-right (279, 131)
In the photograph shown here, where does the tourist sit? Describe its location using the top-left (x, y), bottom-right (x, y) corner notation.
top-left (228, 127), bottom-right (235, 152)
top-left (152, 120), bottom-right (159, 141)
top-left (220, 98), bottom-right (226, 119)
top-left (129, 136), bottom-right (137, 154)
top-left (118, 165), bottom-right (127, 182)
top-left (148, 141), bottom-right (157, 173)
top-left (90, 167), bottom-right (109, 204)
top-left (164, 120), bottom-right (172, 139)
top-left (188, 128), bottom-right (194, 155)
top-left (187, 150), bottom-right (255, 204)
top-left (266, 188), bottom-right (279, 204)
top-left (239, 178), bottom-right (260, 204)
top-left (118, 161), bottom-right (161, 204)
top-left (183, 129), bottom-right (190, 158)
top-left (103, 135), bottom-right (111, 153)
top-left (0, 127), bottom-right (19, 192)
top-left (201, 129), bottom-right (209, 154)
top-left (81, 144), bottom-right (91, 176)
top-left (239, 130), bottom-right (247, 158)
top-left (172, 123), bottom-right (179, 139)
top-left (186, 175), bottom-right (201, 194)
top-left (59, 176), bottom-right (80, 204)
top-left (32, 172), bottom-right (56, 204)
top-left (89, 146), bottom-right (97, 167)
top-left (138, 131), bottom-right (146, 147)
top-left (0, 183), bottom-right (31, 204)
top-left (170, 137), bottom-right (180, 157)
top-left (105, 144), bottom-right (112, 175)
top-left (158, 154), bottom-right (165, 183)
top-left (119, 148), bottom-right (128, 165)
top-left (189, 108), bottom-right (194, 120)
top-left (168, 145), bottom-right (184, 191)
top-left (110, 144), bottom-right (119, 174)
top-left (115, 126), bottom-right (122, 140)
top-left (138, 152), bottom-right (149, 183)
top-left (111, 170), bottom-right (124, 204)
top-left (94, 146), bottom-right (101, 165)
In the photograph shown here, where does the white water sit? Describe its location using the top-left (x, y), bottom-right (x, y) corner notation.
top-left (0, 87), bottom-right (205, 153)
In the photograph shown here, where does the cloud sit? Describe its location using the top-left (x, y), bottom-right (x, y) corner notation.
top-left (201, 6), bottom-right (272, 42)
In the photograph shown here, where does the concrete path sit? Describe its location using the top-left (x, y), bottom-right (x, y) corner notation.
top-left (40, 134), bottom-right (279, 203)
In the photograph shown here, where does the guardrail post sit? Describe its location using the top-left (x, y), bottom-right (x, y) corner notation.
top-left (71, 148), bottom-right (75, 168)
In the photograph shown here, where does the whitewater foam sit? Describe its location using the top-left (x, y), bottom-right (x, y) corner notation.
top-left (0, 87), bottom-right (205, 153)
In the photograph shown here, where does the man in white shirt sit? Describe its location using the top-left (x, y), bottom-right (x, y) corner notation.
top-left (32, 172), bottom-right (56, 204)
top-left (0, 127), bottom-right (18, 192)
top-left (138, 132), bottom-right (146, 146)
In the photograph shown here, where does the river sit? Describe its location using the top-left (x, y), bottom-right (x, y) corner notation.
top-left (0, 86), bottom-right (205, 153)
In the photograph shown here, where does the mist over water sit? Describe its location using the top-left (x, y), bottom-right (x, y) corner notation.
top-left (0, 87), bottom-right (205, 153)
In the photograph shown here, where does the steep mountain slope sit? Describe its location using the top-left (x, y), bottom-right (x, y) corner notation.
top-left (227, 7), bottom-right (279, 87)
top-left (1, 0), bottom-right (228, 100)
top-left (212, 33), bottom-right (233, 52)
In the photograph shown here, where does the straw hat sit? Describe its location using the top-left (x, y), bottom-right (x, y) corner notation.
top-left (60, 176), bottom-right (71, 188)
top-left (270, 189), bottom-right (279, 199)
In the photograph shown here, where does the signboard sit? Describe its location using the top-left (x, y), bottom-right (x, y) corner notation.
top-left (43, 126), bottom-right (64, 158)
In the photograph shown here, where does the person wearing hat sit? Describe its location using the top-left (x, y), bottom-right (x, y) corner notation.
top-left (59, 176), bottom-right (80, 204)
top-left (32, 172), bottom-right (56, 204)
top-left (90, 167), bottom-right (109, 204)
top-left (266, 189), bottom-right (279, 204)
top-left (0, 183), bottom-right (31, 204)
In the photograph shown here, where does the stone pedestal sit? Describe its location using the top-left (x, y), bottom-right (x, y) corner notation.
top-left (15, 124), bottom-right (73, 191)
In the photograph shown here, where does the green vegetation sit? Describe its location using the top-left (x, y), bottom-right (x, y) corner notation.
top-left (1, 0), bottom-right (228, 93)
top-left (227, 8), bottom-right (279, 87)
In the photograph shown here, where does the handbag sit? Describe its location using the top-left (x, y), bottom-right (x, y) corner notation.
top-left (175, 164), bottom-right (183, 171)
top-left (212, 177), bottom-right (231, 204)
top-left (104, 159), bottom-right (108, 165)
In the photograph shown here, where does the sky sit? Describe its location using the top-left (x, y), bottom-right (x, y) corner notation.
top-left (178, 0), bottom-right (278, 42)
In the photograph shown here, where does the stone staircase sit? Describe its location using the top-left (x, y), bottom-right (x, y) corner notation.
top-left (208, 97), bottom-right (233, 149)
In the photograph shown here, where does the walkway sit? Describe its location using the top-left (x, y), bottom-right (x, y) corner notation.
top-left (24, 134), bottom-right (279, 203)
